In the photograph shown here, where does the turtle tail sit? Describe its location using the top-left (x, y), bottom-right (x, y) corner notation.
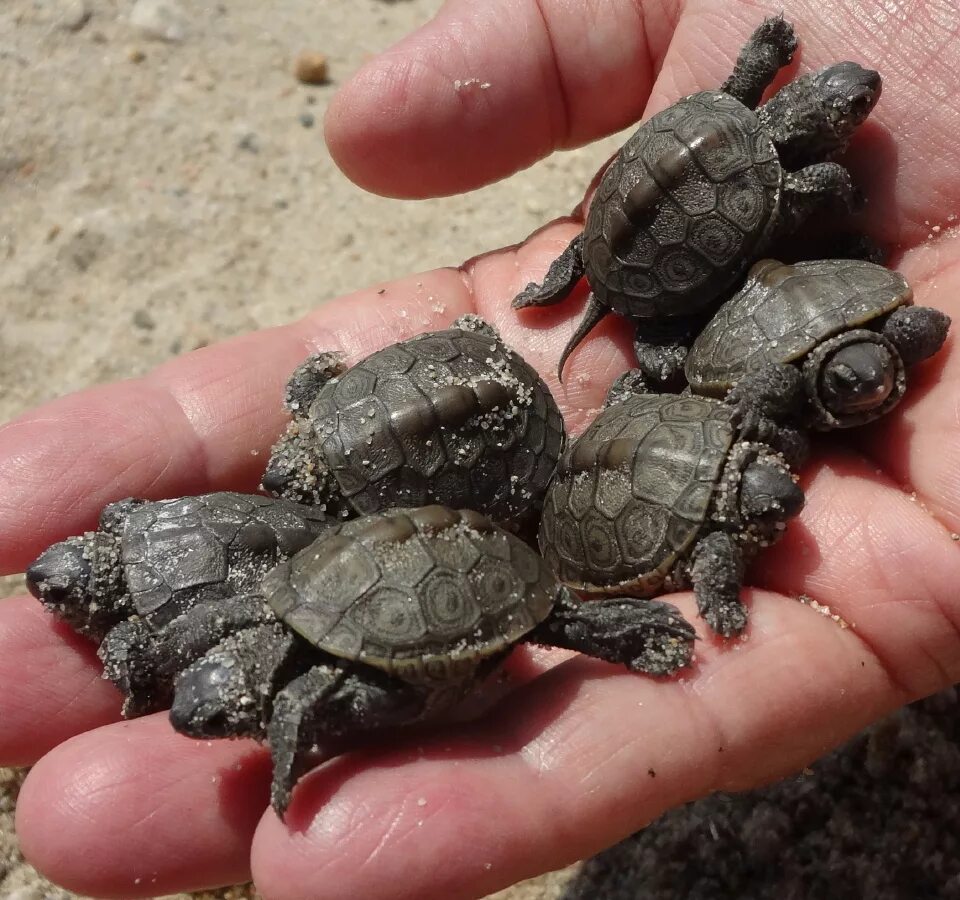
top-left (557, 293), bottom-right (610, 381)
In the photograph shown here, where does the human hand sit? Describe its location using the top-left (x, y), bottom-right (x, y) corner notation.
top-left (2, 1), bottom-right (960, 898)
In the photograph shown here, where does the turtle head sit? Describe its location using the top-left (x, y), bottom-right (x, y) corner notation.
top-left (27, 531), bottom-right (125, 639)
top-left (805, 329), bottom-right (906, 428)
top-left (762, 62), bottom-right (881, 163)
top-left (171, 653), bottom-right (265, 739)
top-left (727, 448), bottom-right (804, 546)
top-left (811, 62), bottom-right (882, 148)
top-left (819, 341), bottom-right (895, 416)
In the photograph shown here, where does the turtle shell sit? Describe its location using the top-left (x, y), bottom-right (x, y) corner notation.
top-left (582, 91), bottom-right (781, 320)
top-left (539, 395), bottom-right (734, 594)
top-left (264, 506), bottom-right (556, 686)
top-left (116, 492), bottom-right (332, 624)
top-left (304, 326), bottom-right (564, 525)
top-left (685, 258), bottom-right (913, 394)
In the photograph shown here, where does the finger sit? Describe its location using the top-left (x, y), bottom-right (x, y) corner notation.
top-left (0, 596), bottom-right (121, 766)
top-left (849, 243), bottom-right (960, 532)
top-left (325, 0), bottom-right (676, 198)
top-left (0, 270), bottom-right (473, 574)
top-left (16, 715), bottom-right (270, 899)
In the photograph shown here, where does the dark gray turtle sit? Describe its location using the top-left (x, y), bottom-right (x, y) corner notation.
top-left (26, 492), bottom-right (334, 714)
top-left (685, 258), bottom-right (951, 430)
top-left (512, 16), bottom-right (881, 384)
top-left (63, 505), bottom-right (696, 814)
top-left (539, 387), bottom-right (804, 637)
top-left (262, 315), bottom-right (565, 530)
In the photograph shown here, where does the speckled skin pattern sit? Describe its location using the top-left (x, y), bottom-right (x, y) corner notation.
top-left (540, 395), bottom-right (734, 593)
top-left (686, 258), bottom-right (950, 428)
top-left (264, 316), bottom-right (565, 528)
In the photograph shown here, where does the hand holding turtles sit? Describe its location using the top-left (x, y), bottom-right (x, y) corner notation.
top-left (3, 5), bottom-right (960, 899)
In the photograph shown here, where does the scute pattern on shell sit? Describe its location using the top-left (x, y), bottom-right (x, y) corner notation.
top-left (583, 91), bottom-right (780, 319)
top-left (540, 395), bottom-right (734, 592)
top-left (117, 493), bottom-right (332, 624)
top-left (264, 506), bottom-right (556, 684)
top-left (305, 327), bottom-right (564, 524)
top-left (686, 259), bottom-right (912, 393)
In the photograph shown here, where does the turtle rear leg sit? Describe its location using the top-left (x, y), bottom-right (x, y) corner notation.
top-left (633, 315), bottom-right (702, 389)
top-left (526, 587), bottom-right (695, 676)
top-left (267, 665), bottom-right (428, 816)
top-left (778, 164), bottom-right (859, 235)
top-left (689, 531), bottom-right (746, 637)
top-left (512, 233), bottom-right (585, 310)
top-left (720, 15), bottom-right (798, 109)
top-left (724, 363), bottom-right (806, 444)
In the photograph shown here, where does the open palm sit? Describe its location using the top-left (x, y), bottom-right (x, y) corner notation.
top-left (2, 2), bottom-right (959, 898)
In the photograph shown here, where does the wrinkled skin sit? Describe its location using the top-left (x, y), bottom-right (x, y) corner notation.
top-left (2, 3), bottom-right (960, 899)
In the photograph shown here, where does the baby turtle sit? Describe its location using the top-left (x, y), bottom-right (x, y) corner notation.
top-left (263, 315), bottom-right (564, 529)
top-left (685, 258), bottom-right (951, 430)
top-left (26, 492), bottom-right (334, 713)
top-left (512, 16), bottom-right (881, 383)
top-left (77, 505), bottom-right (696, 814)
top-left (538, 384), bottom-right (804, 637)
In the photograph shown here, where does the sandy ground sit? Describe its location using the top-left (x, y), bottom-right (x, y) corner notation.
top-left (0, 0), bottom-right (619, 896)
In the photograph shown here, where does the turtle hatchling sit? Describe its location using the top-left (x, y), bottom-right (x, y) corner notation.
top-left (89, 505), bottom-right (697, 814)
top-left (263, 314), bottom-right (564, 529)
top-left (26, 492), bottom-right (334, 714)
top-left (538, 386), bottom-right (804, 637)
top-left (512, 15), bottom-right (881, 383)
top-left (685, 258), bottom-right (951, 430)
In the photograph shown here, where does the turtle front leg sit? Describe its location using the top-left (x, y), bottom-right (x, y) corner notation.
top-left (267, 665), bottom-right (428, 816)
top-left (526, 587), bottom-right (695, 675)
top-left (779, 163), bottom-right (859, 235)
top-left (512, 233), bottom-right (585, 309)
top-left (689, 531), bottom-right (746, 637)
top-left (720, 15), bottom-right (798, 110)
top-left (724, 363), bottom-right (806, 446)
top-left (881, 305), bottom-right (951, 368)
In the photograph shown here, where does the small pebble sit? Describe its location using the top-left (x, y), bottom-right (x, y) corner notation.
top-left (127, 46), bottom-right (147, 63)
top-left (129, 0), bottom-right (187, 42)
top-left (58, 0), bottom-right (92, 32)
top-left (293, 51), bottom-right (330, 85)
top-left (236, 132), bottom-right (260, 153)
top-left (132, 308), bottom-right (156, 330)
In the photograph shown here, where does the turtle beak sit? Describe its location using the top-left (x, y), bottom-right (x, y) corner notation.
top-left (27, 538), bottom-right (92, 612)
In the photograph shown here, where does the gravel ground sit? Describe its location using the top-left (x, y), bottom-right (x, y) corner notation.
top-left (2, 2), bottom-right (955, 900)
